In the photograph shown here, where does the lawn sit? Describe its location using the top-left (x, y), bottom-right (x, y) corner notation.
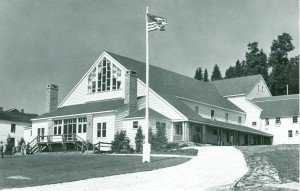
top-left (0, 154), bottom-right (190, 189)
top-left (235, 145), bottom-right (299, 190)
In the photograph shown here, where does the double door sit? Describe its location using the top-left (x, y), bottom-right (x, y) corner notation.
top-left (64, 124), bottom-right (76, 141)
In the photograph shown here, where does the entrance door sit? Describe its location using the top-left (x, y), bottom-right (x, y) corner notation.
top-left (66, 124), bottom-right (76, 141)
top-left (38, 128), bottom-right (45, 141)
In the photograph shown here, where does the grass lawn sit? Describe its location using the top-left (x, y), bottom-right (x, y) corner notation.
top-left (147, 148), bottom-right (198, 156)
top-left (237, 145), bottom-right (299, 183)
top-left (0, 154), bottom-right (190, 189)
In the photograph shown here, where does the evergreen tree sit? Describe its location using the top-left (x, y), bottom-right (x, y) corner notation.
top-left (225, 66), bottom-right (235, 79)
top-left (203, 69), bottom-right (209, 82)
top-left (194, 67), bottom-right (203, 81)
top-left (134, 126), bottom-right (144, 152)
top-left (244, 42), bottom-right (268, 80)
top-left (268, 33), bottom-right (295, 95)
top-left (211, 65), bottom-right (222, 81)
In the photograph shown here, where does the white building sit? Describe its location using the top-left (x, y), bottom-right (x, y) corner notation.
top-left (27, 51), bottom-right (273, 152)
top-left (0, 108), bottom-right (37, 147)
top-left (252, 95), bottom-right (299, 145)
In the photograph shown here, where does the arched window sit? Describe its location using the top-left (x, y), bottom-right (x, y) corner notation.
top-left (88, 57), bottom-right (121, 94)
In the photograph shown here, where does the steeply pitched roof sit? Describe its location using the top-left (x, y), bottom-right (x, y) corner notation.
top-left (252, 95), bottom-right (299, 118)
top-left (212, 75), bottom-right (263, 97)
top-left (124, 108), bottom-right (169, 120)
top-left (0, 110), bottom-right (38, 123)
top-left (35, 99), bottom-right (124, 119)
top-left (106, 51), bottom-right (243, 113)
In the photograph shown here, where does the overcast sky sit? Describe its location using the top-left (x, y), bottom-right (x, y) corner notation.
top-left (0, 0), bottom-right (298, 114)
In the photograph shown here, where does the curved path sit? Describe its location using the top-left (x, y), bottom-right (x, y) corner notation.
top-left (3, 146), bottom-right (248, 191)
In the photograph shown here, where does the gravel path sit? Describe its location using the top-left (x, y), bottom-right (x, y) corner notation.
top-left (2, 146), bottom-right (248, 191)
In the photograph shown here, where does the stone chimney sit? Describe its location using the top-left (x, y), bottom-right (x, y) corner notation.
top-left (0, 107), bottom-right (3, 111)
top-left (46, 84), bottom-right (59, 113)
top-left (125, 70), bottom-right (138, 114)
top-left (21, 109), bottom-right (24, 113)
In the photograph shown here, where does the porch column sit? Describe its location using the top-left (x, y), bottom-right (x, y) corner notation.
top-left (170, 123), bottom-right (174, 142)
top-left (86, 115), bottom-right (93, 144)
top-left (183, 122), bottom-right (190, 142)
top-left (202, 124), bottom-right (206, 144)
top-left (248, 134), bottom-right (251, 145)
top-left (48, 119), bottom-right (53, 136)
top-left (260, 135), bottom-right (263, 145)
top-left (220, 129), bottom-right (223, 146)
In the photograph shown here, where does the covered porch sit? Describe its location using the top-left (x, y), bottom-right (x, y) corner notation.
top-left (172, 121), bottom-right (272, 146)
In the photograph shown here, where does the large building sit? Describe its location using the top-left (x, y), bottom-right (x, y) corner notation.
top-left (0, 108), bottom-right (37, 147)
top-left (25, 51), bottom-right (275, 152)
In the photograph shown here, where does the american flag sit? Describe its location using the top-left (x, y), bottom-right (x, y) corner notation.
top-left (147, 13), bottom-right (167, 32)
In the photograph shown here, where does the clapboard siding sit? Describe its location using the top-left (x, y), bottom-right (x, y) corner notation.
top-left (115, 106), bottom-right (129, 133)
top-left (247, 79), bottom-right (271, 99)
top-left (182, 100), bottom-right (246, 125)
top-left (123, 117), bottom-right (172, 148)
top-left (137, 81), bottom-right (185, 121)
top-left (92, 112), bottom-right (115, 144)
top-left (0, 120), bottom-right (30, 146)
top-left (31, 120), bottom-right (48, 138)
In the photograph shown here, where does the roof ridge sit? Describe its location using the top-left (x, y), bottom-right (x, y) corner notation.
top-left (213, 74), bottom-right (262, 83)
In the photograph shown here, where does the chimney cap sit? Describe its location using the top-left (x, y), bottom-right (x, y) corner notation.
top-left (47, 84), bottom-right (59, 89)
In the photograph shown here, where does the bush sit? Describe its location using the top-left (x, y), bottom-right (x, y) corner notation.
top-left (134, 126), bottom-right (144, 152)
top-left (5, 135), bottom-right (15, 155)
top-left (166, 142), bottom-right (180, 150)
top-left (111, 130), bottom-right (133, 153)
top-left (149, 126), bottom-right (168, 151)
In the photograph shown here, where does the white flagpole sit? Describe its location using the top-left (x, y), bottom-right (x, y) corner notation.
top-left (143, 6), bottom-right (151, 163)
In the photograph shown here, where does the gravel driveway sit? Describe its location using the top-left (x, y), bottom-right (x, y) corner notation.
top-left (2, 146), bottom-right (248, 191)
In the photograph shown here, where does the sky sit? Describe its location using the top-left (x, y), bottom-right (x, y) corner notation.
top-left (0, 0), bottom-right (299, 114)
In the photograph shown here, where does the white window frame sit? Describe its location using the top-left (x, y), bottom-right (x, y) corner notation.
top-left (97, 122), bottom-right (107, 138)
top-left (292, 117), bottom-right (298, 123)
top-left (133, 121), bottom-right (139, 129)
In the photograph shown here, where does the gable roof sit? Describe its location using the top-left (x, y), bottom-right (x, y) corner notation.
top-left (106, 51), bottom-right (243, 113)
top-left (35, 99), bottom-right (124, 120)
top-left (124, 108), bottom-right (169, 120)
top-left (212, 75), bottom-right (263, 97)
top-left (252, 94), bottom-right (299, 118)
top-left (0, 110), bottom-right (38, 123)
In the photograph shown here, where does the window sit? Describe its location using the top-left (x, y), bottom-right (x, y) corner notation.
top-left (293, 117), bottom-right (298, 123)
top-left (211, 110), bottom-right (215, 118)
top-left (175, 124), bottom-right (182, 135)
top-left (296, 130), bottom-right (299, 136)
top-left (11, 124), bottom-right (16, 133)
top-left (133, 121), bottom-right (139, 128)
top-left (276, 117), bottom-right (281, 124)
top-left (54, 120), bottom-right (62, 135)
top-left (258, 85), bottom-right (260, 91)
top-left (156, 122), bottom-right (166, 131)
top-left (97, 122), bottom-right (107, 137)
top-left (78, 117), bottom-right (87, 133)
top-left (252, 122), bottom-right (257, 126)
top-left (225, 113), bottom-right (228, 122)
top-left (88, 57), bottom-right (122, 94)
top-left (288, 130), bottom-right (293, 137)
top-left (238, 116), bottom-right (242, 124)
top-left (262, 86), bottom-right (264, 92)
top-left (78, 125), bottom-right (82, 133)
top-left (83, 124), bottom-right (87, 133)
top-left (265, 118), bottom-right (269, 125)
top-left (195, 106), bottom-right (199, 114)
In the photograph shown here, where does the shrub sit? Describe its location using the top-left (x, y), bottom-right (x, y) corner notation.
top-left (166, 142), bottom-right (180, 150)
top-left (149, 126), bottom-right (168, 151)
top-left (134, 126), bottom-right (144, 152)
top-left (111, 130), bottom-right (133, 153)
top-left (5, 135), bottom-right (15, 155)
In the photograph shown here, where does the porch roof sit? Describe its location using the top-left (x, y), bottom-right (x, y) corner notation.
top-left (166, 96), bottom-right (272, 136)
top-left (34, 99), bottom-right (125, 120)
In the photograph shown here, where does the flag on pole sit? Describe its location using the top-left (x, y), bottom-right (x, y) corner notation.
top-left (147, 13), bottom-right (167, 32)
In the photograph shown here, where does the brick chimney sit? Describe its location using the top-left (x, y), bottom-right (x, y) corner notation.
top-left (46, 84), bottom-right (59, 113)
top-left (125, 70), bottom-right (138, 114)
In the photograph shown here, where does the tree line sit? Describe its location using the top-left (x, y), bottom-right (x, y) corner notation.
top-left (193, 33), bottom-right (299, 95)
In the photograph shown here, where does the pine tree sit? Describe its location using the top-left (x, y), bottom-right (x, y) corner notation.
top-left (268, 33), bottom-right (295, 95)
top-left (211, 65), bottom-right (222, 81)
top-left (203, 69), bottom-right (209, 82)
top-left (194, 67), bottom-right (203, 81)
top-left (244, 42), bottom-right (268, 80)
top-left (134, 126), bottom-right (144, 152)
top-left (225, 66), bottom-right (235, 79)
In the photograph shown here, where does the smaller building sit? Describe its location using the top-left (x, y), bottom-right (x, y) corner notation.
top-left (0, 107), bottom-right (37, 147)
top-left (252, 95), bottom-right (299, 145)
